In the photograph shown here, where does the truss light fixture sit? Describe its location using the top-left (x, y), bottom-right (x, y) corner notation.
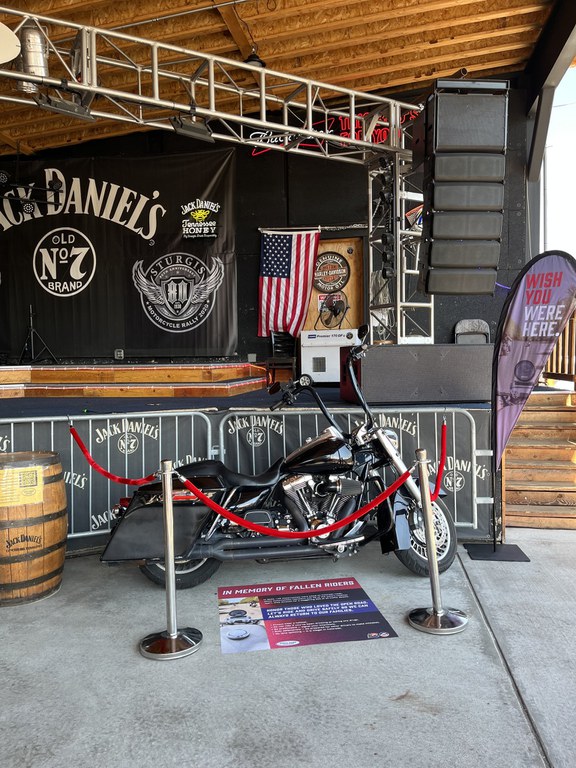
top-left (244, 48), bottom-right (266, 68)
top-left (34, 92), bottom-right (94, 121)
top-left (170, 114), bottom-right (215, 143)
top-left (15, 21), bottom-right (48, 94)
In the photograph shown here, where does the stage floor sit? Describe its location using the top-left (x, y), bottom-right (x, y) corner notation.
top-left (0, 386), bottom-right (349, 419)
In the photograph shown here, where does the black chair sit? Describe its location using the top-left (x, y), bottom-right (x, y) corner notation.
top-left (454, 319), bottom-right (490, 344)
top-left (265, 331), bottom-right (297, 383)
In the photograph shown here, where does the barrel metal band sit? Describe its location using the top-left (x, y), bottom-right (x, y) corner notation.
top-left (0, 506), bottom-right (67, 530)
top-left (0, 564), bottom-right (64, 590)
top-left (0, 537), bottom-right (67, 565)
top-left (44, 472), bottom-right (64, 485)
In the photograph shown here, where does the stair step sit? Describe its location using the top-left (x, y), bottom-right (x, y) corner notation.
top-left (526, 392), bottom-right (575, 407)
top-left (517, 409), bottom-right (576, 424)
top-left (0, 377), bottom-right (268, 399)
top-left (506, 488), bottom-right (576, 506)
top-left (0, 363), bottom-right (266, 385)
top-left (506, 465), bottom-right (576, 483)
top-left (509, 424), bottom-right (576, 440)
top-left (505, 503), bottom-right (576, 529)
top-left (506, 477), bottom-right (576, 490)
top-left (505, 442), bottom-right (576, 463)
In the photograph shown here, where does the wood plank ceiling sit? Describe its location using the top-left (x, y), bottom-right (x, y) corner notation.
top-left (0, 0), bottom-right (560, 156)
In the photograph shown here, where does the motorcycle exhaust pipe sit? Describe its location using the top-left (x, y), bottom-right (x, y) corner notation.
top-left (202, 535), bottom-right (311, 550)
top-left (188, 541), bottom-right (329, 561)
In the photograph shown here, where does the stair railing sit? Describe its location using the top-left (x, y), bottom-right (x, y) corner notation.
top-left (544, 310), bottom-right (576, 383)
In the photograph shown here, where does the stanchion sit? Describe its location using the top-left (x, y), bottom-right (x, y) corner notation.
top-left (407, 448), bottom-right (468, 635)
top-left (139, 459), bottom-right (203, 659)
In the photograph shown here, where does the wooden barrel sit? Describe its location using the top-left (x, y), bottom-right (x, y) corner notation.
top-left (0, 451), bottom-right (68, 605)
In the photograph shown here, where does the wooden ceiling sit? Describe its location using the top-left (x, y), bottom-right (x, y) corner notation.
top-left (0, 0), bottom-right (568, 157)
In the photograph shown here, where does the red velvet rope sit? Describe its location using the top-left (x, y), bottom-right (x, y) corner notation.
top-left (70, 418), bottom-right (447, 538)
top-left (70, 426), bottom-right (157, 486)
top-left (430, 420), bottom-right (447, 502)
top-left (176, 470), bottom-right (411, 540)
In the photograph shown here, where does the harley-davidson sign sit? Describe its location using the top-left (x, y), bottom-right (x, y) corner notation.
top-left (313, 251), bottom-right (350, 293)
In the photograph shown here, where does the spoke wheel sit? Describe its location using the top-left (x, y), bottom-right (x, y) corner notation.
top-left (395, 497), bottom-right (456, 576)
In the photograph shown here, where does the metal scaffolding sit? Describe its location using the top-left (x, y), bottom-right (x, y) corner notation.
top-left (0, 7), bottom-right (433, 342)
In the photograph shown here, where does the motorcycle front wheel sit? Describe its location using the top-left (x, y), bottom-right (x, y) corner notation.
top-left (394, 497), bottom-right (457, 576)
top-left (139, 557), bottom-right (221, 589)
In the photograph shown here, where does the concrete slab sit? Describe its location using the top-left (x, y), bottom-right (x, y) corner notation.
top-left (1, 535), bottom-right (561, 768)
top-left (460, 528), bottom-right (576, 768)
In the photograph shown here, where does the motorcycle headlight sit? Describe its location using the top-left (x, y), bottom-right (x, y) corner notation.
top-left (384, 429), bottom-right (399, 451)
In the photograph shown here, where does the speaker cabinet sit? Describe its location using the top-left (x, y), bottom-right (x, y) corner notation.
top-left (419, 80), bottom-right (509, 295)
top-left (340, 344), bottom-right (493, 404)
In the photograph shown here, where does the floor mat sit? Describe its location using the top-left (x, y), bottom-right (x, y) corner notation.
top-left (217, 576), bottom-right (397, 653)
top-left (463, 543), bottom-right (530, 562)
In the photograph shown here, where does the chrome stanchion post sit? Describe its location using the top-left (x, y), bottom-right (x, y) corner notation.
top-left (139, 459), bottom-right (203, 659)
top-left (408, 448), bottom-right (468, 635)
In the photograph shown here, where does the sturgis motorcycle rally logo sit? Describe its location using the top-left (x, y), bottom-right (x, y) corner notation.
top-left (132, 252), bottom-right (224, 333)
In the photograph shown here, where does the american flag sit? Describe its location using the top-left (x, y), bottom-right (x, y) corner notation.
top-left (258, 229), bottom-right (320, 337)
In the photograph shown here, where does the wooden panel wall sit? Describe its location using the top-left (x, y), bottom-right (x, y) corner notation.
top-left (302, 237), bottom-right (363, 332)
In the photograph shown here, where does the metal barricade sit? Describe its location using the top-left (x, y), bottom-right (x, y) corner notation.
top-left (0, 404), bottom-right (494, 542)
top-left (0, 410), bottom-right (213, 539)
top-left (218, 406), bottom-right (493, 533)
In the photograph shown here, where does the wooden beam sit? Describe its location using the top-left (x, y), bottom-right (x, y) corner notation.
top-left (0, 130), bottom-right (34, 154)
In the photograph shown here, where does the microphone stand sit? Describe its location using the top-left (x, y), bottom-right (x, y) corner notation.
top-left (18, 305), bottom-right (59, 364)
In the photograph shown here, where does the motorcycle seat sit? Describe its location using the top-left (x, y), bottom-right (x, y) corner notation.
top-left (177, 458), bottom-right (284, 489)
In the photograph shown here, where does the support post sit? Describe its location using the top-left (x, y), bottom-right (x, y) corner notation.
top-left (407, 448), bottom-right (468, 635)
top-left (139, 459), bottom-right (203, 659)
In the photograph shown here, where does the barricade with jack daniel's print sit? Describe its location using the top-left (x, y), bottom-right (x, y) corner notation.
top-left (0, 405), bottom-right (494, 550)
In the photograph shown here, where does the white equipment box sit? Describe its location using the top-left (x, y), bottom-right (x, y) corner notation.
top-left (300, 328), bottom-right (360, 383)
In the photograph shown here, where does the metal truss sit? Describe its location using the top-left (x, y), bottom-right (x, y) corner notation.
top-left (0, 6), bottom-right (433, 342)
top-left (367, 153), bottom-right (434, 344)
top-left (0, 7), bottom-right (419, 166)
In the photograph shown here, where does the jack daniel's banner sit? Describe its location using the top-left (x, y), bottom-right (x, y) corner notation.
top-left (0, 148), bottom-right (236, 358)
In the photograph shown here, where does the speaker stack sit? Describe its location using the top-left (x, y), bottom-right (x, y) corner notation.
top-left (416, 79), bottom-right (509, 295)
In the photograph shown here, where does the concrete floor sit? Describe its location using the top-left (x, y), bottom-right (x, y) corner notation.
top-left (1, 527), bottom-right (574, 768)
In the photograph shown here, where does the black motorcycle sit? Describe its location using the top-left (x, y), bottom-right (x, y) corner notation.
top-left (101, 325), bottom-right (457, 587)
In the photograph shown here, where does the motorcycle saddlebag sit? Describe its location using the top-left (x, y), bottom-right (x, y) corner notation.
top-left (101, 501), bottom-right (213, 562)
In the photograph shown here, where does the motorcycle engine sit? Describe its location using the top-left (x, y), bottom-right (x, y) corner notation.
top-left (281, 473), bottom-right (363, 534)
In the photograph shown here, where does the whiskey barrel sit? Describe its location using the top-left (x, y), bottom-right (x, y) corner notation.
top-left (0, 451), bottom-right (68, 605)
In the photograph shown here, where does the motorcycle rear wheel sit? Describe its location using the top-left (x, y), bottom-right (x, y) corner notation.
top-left (394, 497), bottom-right (456, 576)
top-left (139, 557), bottom-right (221, 589)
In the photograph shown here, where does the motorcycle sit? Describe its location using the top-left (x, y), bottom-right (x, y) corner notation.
top-left (101, 325), bottom-right (457, 587)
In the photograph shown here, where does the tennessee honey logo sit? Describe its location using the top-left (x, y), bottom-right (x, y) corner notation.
top-left (132, 252), bottom-right (224, 333)
top-left (181, 198), bottom-right (220, 238)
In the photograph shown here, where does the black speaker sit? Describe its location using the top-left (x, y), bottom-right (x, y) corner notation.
top-left (419, 80), bottom-right (509, 295)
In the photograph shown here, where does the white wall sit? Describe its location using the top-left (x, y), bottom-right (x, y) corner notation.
top-left (543, 67), bottom-right (576, 255)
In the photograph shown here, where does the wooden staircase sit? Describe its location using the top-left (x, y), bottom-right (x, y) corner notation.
top-left (0, 362), bottom-right (268, 398)
top-left (504, 390), bottom-right (576, 529)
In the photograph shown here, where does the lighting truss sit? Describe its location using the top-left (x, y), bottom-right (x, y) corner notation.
top-left (0, 7), bottom-right (420, 166)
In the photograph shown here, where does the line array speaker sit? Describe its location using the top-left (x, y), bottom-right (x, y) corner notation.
top-left (417, 79), bottom-right (509, 295)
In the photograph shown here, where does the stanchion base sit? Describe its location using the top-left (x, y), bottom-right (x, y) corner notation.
top-left (408, 607), bottom-right (468, 635)
top-left (139, 627), bottom-right (203, 659)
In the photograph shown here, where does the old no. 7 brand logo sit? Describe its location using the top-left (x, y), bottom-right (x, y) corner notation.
top-left (33, 227), bottom-right (96, 297)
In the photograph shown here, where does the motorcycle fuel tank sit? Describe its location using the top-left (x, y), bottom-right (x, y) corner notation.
top-left (283, 426), bottom-right (353, 473)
